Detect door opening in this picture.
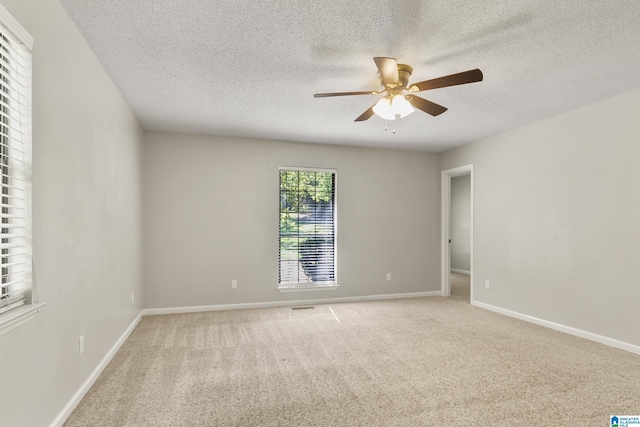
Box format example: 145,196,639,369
441,165,473,302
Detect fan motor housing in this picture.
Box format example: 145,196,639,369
397,64,413,88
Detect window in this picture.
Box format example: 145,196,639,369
0,4,35,330
279,168,337,290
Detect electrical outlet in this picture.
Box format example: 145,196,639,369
131,292,134,304
485,280,490,289
386,273,391,282
79,335,85,354
232,280,237,289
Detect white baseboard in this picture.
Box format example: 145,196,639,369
50,311,144,427
450,268,470,275
143,291,443,315
472,300,640,356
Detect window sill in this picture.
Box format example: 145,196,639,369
277,284,340,293
0,302,45,337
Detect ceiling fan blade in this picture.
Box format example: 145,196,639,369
408,95,448,116
411,69,483,92
373,57,399,86
314,91,376,98
354,106,375,122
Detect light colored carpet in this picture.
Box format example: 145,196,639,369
450,272,470,303
65,296,640,426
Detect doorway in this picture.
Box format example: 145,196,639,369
441,164,473,302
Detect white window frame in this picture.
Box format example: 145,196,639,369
0,4,42,337
277,166,338,292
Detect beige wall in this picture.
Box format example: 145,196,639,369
440,87,640,347
0,1,144,425
143,132,441,308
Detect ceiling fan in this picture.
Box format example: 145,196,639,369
314,57,483,122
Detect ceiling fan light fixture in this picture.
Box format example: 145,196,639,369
391,94,414,118
372,94,414,120
372,97,396,120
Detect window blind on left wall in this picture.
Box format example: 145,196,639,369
0,12,32,317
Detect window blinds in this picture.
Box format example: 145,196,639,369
0,19,32,316
279,169,336,286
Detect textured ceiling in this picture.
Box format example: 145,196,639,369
60,0,640,152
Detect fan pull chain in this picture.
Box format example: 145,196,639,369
383,121,396,134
